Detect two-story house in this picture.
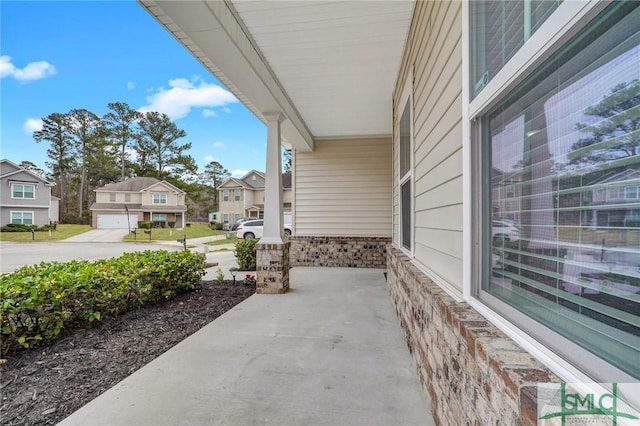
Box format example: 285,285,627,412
591,168,640,229
90,177,187,229
0,159,58,226
216,170,292,226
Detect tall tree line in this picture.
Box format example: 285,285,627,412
31,102,230,223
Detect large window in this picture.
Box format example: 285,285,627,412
152,192,167,204
234,189,241,201
478,2,640,380
399,97,412,251
11,211,33,225
470,0,562,99
12,183,35,199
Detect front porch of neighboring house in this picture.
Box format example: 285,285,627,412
134,1,638,425
142,211,184,228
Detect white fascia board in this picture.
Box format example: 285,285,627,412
138,0,314,152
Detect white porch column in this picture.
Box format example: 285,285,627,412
261,111,285,244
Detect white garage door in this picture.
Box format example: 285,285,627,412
97,214,137,229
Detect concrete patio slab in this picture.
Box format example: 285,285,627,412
59,267,434,426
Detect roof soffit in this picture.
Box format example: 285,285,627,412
138,0,414,144
138,0,314,152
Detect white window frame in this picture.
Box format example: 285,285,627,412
463,0,639,391
11,211,34,225
397,70,414,257
234,189,241,201
223,190,229,202
152,192,167,204
623,185,639,200
11,183,35,199
152,213,167,221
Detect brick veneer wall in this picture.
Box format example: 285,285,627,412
289,236,391,268
256,241,290,294
386,246,560,425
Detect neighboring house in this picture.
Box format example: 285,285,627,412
89,177,187,229
217,170,292,226
590,169,640,228
142,0,640,422
0,159,58,226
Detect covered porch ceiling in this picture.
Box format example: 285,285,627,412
138,0,415,152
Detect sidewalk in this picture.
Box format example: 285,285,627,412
58,267,435,426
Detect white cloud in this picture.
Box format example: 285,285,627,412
213,141,225,149
23,118,43,134
1,55,55,82
125,148,138,161
203,155,216,162
139,76,238,119
202,109,217,118
221,107,231,113
231,169,248,178
127,81,136,90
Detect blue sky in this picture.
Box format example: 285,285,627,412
1,1,267,178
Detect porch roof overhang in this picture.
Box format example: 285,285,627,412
137,0,414,150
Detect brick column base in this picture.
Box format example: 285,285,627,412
256,241,290,294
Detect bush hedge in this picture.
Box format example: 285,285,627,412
234,239,257,271
1,223,53,232
0,250,205,355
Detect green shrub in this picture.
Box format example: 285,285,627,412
1,223,36,232
1,223,53,232
234,239,257,271
0,250,205,355
209,221,223,230
137,221,153,229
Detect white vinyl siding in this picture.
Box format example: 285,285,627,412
295,138,391,237
394,0,464,295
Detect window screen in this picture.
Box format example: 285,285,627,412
482,2,640,379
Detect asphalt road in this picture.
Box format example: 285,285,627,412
0,241,181,273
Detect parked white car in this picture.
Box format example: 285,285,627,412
492,219,520,246
236,220,293,239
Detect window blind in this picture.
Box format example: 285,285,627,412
484,2,640,379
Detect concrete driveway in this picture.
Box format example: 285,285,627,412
62,229,130,242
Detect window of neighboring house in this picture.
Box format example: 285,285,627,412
235,214,242,221
152,213,167,227
125,193,131,202
223,214,229,223
152,192,167,204
476,2,640,381
623,185,639,200
223,190,229,202
470,0,562,99
11,183,35,199
110,193,116,202
234,189,241,201
399,94,412,252
11,211,33,225
505,184,515,198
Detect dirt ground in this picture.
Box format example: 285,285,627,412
0,280,255,426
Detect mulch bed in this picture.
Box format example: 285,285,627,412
0,280,255,426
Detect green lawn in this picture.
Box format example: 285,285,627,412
206,235,238,246
0,224,93,242
123,224,224,241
